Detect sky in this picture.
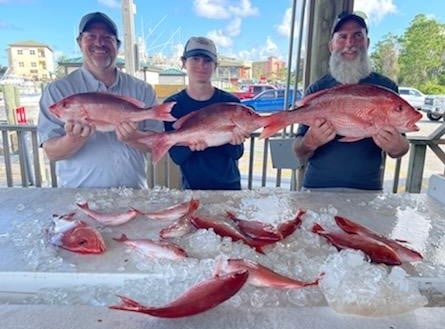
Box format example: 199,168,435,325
0,0,444,67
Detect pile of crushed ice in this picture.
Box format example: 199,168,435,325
0,187,434,316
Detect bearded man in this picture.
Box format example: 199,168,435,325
293,11,410,191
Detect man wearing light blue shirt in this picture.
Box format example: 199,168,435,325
38,12,162,188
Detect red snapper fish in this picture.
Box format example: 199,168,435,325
312,223,402,265
334,215,423,263
214,258,320,289
109,270,249,318
49,213,106,254
225,209,304,242
136,102,278,164
76,202,143,226
190,214,266,253
143,199,200,221
260,84,422,140
113,234,188,260
49,92,176,132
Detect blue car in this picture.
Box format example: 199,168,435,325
241,88,303,113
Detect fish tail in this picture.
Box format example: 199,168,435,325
76,202,89,210
112,233,129,242
140,133,175,165
109,295,147,311
146,102,177,122
311,223,324,234
259,112,292,139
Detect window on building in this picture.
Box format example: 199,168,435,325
19,62,24,67
31,62,37,67
17,49,23,55
38,50,45,57
29,49,36,55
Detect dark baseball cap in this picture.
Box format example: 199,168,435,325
78,12,118,37
182,36,217,62
331,11,368,35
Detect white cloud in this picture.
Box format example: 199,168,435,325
193,0,231,19
277,7,292,37
228,0,259,17
226,17,242,37
193,1,259,55
207,29,233,48
354,0,397,23
236,36,281,61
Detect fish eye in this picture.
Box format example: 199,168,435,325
396,105,403,112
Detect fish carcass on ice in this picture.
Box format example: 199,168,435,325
260,84,422,140
136,102,278,164
49,213,106,254
49,92,176,132
109,270,249,318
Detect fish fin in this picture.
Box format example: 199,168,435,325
259,121,286,139
76,202,89,210
111,94,146,108
311,223,324,234
150,135,175,164
112,233,128,242
172,110,201,129
109,295,148,311
338,136,364,142
146,102,177,122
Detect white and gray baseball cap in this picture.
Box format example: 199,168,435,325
182,36,217,62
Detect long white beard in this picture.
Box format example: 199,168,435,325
329,47,372,84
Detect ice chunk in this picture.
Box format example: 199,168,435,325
319,249,428,316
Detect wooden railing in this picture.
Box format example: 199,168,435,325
1,123,444,192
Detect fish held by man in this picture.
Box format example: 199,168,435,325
109,270,249,318
260,84,422,140
49,92,176,132
136,102,278,164
49,213,106,254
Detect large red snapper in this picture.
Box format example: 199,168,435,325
48,92,176,132
136,102,277,164
260,84,422,140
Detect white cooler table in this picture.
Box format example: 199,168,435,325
0,187,444,329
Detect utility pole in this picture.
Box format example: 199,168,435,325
121,0,137,76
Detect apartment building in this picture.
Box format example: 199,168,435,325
7,40,55,81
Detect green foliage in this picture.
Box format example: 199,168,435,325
419,82,445,95
370,14,445,90
370,33,400,82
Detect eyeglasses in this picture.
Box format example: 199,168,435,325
81,31,117,43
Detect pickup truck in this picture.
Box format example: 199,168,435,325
422,94,445,121
231,84,277,100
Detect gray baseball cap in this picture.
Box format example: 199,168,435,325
79,12,118,37
183,36,217,62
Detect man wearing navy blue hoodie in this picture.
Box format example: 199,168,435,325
163,36,248,190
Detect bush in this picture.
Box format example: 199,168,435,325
419,82,445,94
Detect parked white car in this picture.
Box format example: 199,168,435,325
422,95,445,121
399,87,426,110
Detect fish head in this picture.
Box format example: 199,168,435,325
230,103,265,131
48,96,84,121
385,100,422,133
